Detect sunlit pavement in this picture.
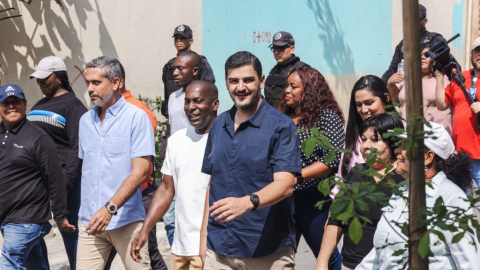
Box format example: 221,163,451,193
0,221,317,269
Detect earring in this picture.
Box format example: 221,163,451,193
424,166,428,171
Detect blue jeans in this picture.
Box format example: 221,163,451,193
294,189,342,270
163,196,175,247
471,159,480,189
58,176,81,270
0,222,52,270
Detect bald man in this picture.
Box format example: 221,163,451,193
131,81,219,270
161,50,203,246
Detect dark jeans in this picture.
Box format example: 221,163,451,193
0,222,52,270
294,188,342,270
104,183,168,270
58,175,81,270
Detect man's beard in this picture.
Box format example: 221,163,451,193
471,57,480,71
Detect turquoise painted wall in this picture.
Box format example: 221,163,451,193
202,0,393,109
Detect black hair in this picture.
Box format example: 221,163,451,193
224,51,262,80
177,50,201,68
342,75,395,176
359,114,404,163
430,150,473,192
53,71,74,94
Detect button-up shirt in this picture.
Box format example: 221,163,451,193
202,99,302,258
357,171,480,270
0,118,67,224
79,96,155,230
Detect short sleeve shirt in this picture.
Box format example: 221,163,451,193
201,99,302,258
445,70,480,159
78,96,155,230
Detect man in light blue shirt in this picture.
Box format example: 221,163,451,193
77,56,155,270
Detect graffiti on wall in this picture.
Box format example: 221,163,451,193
72,65,87,86
253,31,271,44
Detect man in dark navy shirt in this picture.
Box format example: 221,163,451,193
0,84,74,270
200,51,302,269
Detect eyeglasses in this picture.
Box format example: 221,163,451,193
270,45,292,53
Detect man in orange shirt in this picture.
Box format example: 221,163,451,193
104,62,168,270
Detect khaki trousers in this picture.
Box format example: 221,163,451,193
170,254,203,270
76,221,151,270
204,245,295,270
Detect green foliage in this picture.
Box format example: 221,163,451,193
137,95,167,181
301,115,480,269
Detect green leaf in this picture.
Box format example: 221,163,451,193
330,200,351,215
319,136,333,149
318,179,331,197
336,211,354,221
311,127,319,137
418,233,430,259
431,230,446,243
325,150,336,164
349,217,363,245
358,215,373,225
452,232,465,244
433,197,444,212
301,137,317,157
356,200,370,212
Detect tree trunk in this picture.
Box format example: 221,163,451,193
402,0,428,269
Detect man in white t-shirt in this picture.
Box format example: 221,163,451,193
131,80,219,270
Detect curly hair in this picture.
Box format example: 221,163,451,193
431,150,473,192
278,66,345,129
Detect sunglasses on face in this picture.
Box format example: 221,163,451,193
270,45,291,53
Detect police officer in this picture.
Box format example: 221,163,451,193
381,4,446,84
264,31,308,108
161,24,215,118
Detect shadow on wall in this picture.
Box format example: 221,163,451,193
0,0,117,105
306,0,356,99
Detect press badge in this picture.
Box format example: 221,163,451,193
472,77,478,100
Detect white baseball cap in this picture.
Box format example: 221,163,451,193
30,56,67,79
471,37,480,51
395,121,455,160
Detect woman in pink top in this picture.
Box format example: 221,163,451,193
387,44,452,134
339,75,396,178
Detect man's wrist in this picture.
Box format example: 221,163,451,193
244,195,254,211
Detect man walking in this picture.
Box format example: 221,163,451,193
103,62,168,270
161,50,204,246
264,31,308,108
76,56,155,270
200,51,302,269
131,81,219,270
0,84,75,270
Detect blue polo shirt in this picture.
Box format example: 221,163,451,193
202,99,302,258
78,96,155,230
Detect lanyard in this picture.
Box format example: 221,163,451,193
470,69,479,102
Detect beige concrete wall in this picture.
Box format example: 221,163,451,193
391,0,469,66
0,0,202,111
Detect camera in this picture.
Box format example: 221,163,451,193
424,33,461,80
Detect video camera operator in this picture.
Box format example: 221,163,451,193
436,36,480,190
381,4,446,84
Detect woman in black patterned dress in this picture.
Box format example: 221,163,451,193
278,66,345,270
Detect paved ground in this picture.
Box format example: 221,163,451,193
0,221,317,269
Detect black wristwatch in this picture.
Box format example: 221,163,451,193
296,175,305,186
105,202,118,215
250,194,260,211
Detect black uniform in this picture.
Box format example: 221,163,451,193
264,54,308,108
161,55,215,117
381,27,444,84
